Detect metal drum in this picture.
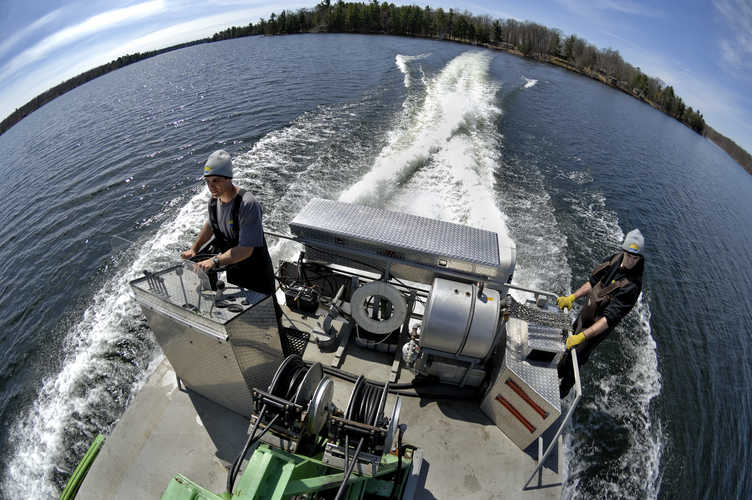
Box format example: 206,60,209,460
421,277,501,359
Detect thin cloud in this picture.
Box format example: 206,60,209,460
600,29,635,47
597,0,664,18
0,7,279,120
714,0,752,76
0,0,167,82
0,7,65,58
556,0,663,20
100,8,272,55
204,0,276,5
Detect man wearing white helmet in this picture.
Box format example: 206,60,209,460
556,229,645,397
181,150,277,312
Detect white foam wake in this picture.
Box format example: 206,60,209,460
1,152,295,496
563,293,663,498
341,51,511,240
395,53,431,88
0,185,216,497
230,96,393,264
522,76,538,89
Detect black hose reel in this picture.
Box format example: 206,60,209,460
249,355,334,453
323,375,402,477
229,354,334,494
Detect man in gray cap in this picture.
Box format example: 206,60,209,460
181,150,277,309
556,229,645,397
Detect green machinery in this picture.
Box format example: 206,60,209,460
162,355,417,500
162,444,413,500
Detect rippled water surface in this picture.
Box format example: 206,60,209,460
1,34,751,499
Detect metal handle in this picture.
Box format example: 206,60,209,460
505,282,559,301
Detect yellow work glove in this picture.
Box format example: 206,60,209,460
566,332,586,349
557,294,576,310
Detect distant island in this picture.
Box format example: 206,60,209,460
2,1,750,174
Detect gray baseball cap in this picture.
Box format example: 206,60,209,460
621,229,644,254
203,150,233,178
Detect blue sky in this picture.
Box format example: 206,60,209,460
1,0,750,152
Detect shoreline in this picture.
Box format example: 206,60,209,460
1,31,749,174
480,41,752,174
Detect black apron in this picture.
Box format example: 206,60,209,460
575,254,630,334
558,254,632,395
208,189,276,295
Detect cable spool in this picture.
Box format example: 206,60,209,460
345,377,401,452
308,377,334,435
383,397,402,453
350,281,407,335
325,375,402,496
266,355,332,436
345,376,389,427
268,355,309,401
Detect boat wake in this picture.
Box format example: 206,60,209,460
0,190,210,498
1,72,401,499
395,53,430,88
341,51,511,242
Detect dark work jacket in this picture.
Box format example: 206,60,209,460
579,252,644,332
208,189,276,295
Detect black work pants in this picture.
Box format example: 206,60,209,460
558,327,610,397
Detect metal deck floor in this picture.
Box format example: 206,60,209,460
78,306,563,499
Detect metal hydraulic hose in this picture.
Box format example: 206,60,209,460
334,437,364,500
226,408,280,495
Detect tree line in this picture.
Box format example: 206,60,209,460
213,0,705,133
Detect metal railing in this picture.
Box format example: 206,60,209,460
505,282,559,302
523,346,581,490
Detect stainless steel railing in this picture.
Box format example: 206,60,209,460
523,345,581,490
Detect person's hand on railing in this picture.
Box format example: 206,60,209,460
197,256,220,274
557,294,576,310
566,332,586,349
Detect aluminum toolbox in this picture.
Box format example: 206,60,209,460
130,265,282,417
289,198,516,286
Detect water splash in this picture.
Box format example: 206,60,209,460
341,51,510,242
395,53,431,88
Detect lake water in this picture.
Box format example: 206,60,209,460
0,33,750,499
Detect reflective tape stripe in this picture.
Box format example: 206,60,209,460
495,394,535,433
505,379,548,419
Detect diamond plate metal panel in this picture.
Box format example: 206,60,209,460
527,324,565,356
503,348,561,410
289,199,515,284
226,295,284,394
481,317,562,451
504,318,561,408
291,198,500,265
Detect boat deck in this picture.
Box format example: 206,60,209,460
78,303,564,499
